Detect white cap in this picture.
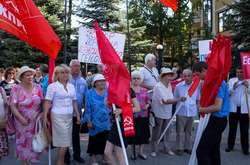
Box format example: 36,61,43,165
17,66,35,80
92,74,106,86
160,68,174,78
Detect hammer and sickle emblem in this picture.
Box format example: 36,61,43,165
123,116,133,127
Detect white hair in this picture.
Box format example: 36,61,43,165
183,68,192,75
69,59,80,67
131,70,142,78
145,53,156,64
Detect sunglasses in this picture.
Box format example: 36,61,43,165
132,77,141,80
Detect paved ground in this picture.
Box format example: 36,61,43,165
1,120,250,165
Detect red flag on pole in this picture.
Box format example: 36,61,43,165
160,0,178,12
200,35,232,116
188,75,200,97
0,0,61,83
95,22,135,137
0,0,61,59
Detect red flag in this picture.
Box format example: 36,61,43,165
188,75,200,97
240,52,250,79
0,0,61,59
95,22,135,137
200,35,232,116
160,0,178,12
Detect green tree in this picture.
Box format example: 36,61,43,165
230,0,250,70
231,0,250,48
128,0,193,68
75,0,120,30
0,0,65,68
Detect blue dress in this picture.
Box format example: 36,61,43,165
83,88,111,155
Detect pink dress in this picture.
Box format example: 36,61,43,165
10,84,43,162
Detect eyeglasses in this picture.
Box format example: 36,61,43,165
132,77,141,80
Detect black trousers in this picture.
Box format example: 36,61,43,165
196,115,227,165
227,107,249,152
65,117,81,159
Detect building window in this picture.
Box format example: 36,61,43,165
218,9,233,33
203,0,213,37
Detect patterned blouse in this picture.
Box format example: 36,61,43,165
134,87,150,118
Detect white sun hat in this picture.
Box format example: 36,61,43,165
160,67,174,78
17,66,35,81
92,74,106,86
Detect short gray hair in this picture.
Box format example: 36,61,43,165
145,53,156,64
131,70,142,79
69,59,80,67
183,68,192,75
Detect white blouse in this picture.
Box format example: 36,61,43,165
152,82,173,119
45,81,77,115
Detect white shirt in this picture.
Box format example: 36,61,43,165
174,81,200,117
140,66,159,89
228,78,250,114
152,82,173,119
45,81,77,115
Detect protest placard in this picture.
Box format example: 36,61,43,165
78,26,126,64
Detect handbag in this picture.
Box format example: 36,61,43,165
32,116,48,153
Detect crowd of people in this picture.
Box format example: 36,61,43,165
0,54,249,165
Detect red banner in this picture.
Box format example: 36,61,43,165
95,22,135,137
240,52,250,79
160,0,178,12
0,0,61,59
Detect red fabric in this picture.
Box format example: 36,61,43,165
240,52,250,79
0,0,61,59
95,22,135,137
200,35,232,117
160,0,178,12
48,58,55,84
171,78,183,92
188,76,200,97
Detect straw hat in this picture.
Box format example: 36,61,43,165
160,67,174,78
92,74,106,86
17,66,35,80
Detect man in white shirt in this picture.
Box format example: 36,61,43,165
226,68,250,155
139,53,159,91
174,69,200,155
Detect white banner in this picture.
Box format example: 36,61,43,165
78,26,126,64
198,40,212,62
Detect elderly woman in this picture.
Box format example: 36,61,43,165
83,74,111,165
43,64,80,165
150,68,186,157
128,71,150,160
10,66,43,165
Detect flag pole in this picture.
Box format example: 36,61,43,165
126,0,131,73
112,104,129,165
157,101,184,144
63,0,68,63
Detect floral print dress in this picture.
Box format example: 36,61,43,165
10,84,43,162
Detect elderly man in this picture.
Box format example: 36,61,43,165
139,53,159,91
174,69,200,155
226,67,249,155
65,59,87,164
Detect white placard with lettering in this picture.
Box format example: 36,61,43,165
78,26,126,64
198,40,212,62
